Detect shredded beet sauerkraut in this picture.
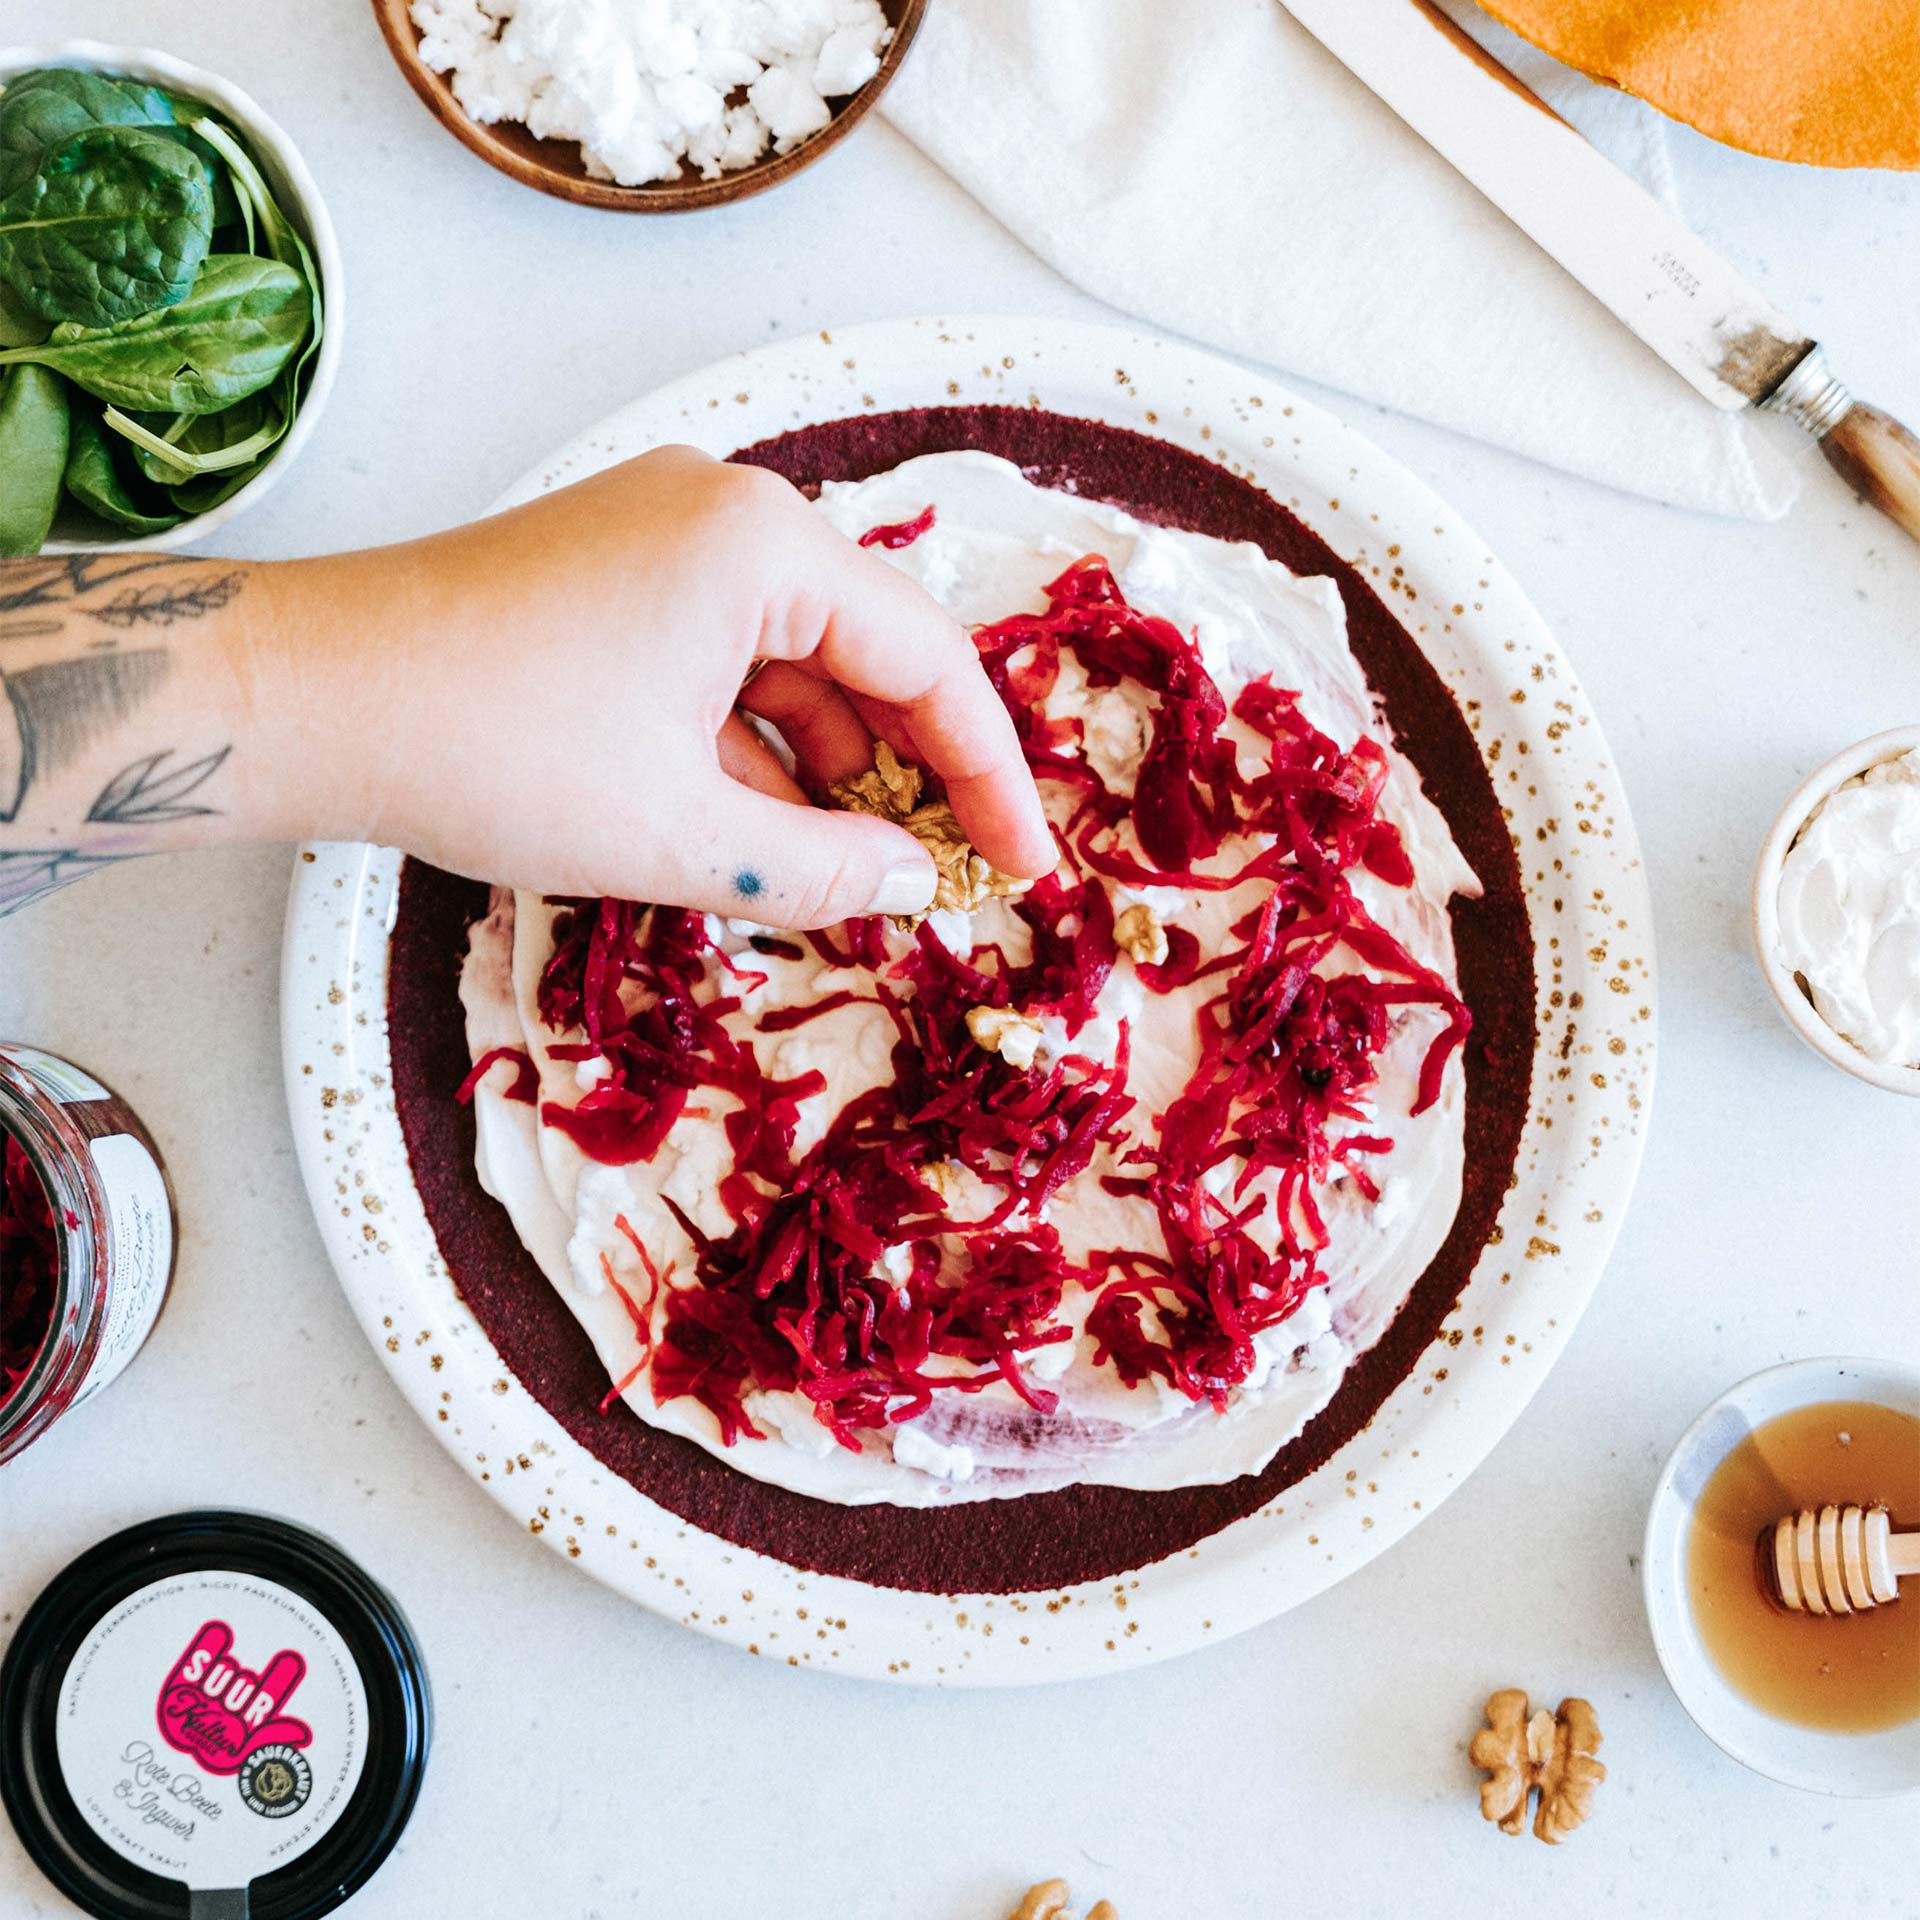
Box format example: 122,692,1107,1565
1,1132,62,1405
503,548,1470,1453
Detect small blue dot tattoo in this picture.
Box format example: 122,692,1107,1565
733,869,764,899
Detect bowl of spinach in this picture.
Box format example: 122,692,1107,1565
0,44,342,555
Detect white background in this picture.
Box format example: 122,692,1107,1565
3,4,1917,1917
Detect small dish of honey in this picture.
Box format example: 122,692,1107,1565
1644,1357,1920,1797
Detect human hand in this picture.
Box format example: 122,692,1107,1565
288,446,1055,926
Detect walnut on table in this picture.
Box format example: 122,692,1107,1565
1008,1879,1117,1920
827,742,1029,926
1469,1689,1605,1844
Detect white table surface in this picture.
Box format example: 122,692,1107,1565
4,6,1918,1917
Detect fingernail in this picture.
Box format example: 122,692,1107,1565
868,855,938,919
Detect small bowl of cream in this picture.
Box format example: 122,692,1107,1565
1753,725,1920,1096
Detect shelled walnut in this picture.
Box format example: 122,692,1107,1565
965,1004,1046,1068
1469,1689,1605,1844
828,742,1028,925
1113,902,1169,967
1008,1879,1117,1920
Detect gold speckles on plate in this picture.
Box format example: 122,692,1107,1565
283,319,1654,1688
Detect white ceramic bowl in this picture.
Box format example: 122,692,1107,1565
1643,1357,1920,1797
0,41,344,552
1751,725,1920,1097
282,316,1658,1686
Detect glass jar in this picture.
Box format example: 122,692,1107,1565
0,1043,177,1465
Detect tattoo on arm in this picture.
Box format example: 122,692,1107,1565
0,555,244,640
88,747,231,825
0,555,243,914
1,650,171,820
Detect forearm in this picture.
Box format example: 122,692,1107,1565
0,549,368,911
0,452,1054,927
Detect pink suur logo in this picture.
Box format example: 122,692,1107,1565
156,1621,313,1774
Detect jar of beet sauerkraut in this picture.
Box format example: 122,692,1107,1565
0,1044,176,1465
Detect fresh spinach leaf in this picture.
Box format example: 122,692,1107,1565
0,362,71,555
62,398,184,535
156,453,267,518
0,68,178,195
157,96,242,227
112,389,281,483
0,254,309,413
183,119,323,480
0,69,239,231
0,124,213,329
0,276,46,347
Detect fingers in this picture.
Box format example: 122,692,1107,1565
755,511,1055,879
623,770,937,929
735,662,873,791
717,711,807,803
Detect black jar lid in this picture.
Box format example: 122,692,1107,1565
1,1512,430,1920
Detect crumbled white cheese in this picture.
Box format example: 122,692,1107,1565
890,1422,976,1483
744,1388,841,1458
410,0,892,185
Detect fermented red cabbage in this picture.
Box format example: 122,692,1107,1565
502,547,1469,1443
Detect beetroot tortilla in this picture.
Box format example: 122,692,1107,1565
387,406,1535,1595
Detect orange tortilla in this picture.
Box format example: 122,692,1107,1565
1477,0,1920,170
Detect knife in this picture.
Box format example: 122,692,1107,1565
1280,0,1920,543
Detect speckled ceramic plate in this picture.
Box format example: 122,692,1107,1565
281,316,1656,1685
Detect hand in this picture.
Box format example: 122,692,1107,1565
283,446,1056,926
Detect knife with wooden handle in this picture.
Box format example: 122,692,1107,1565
1280,0,1920,544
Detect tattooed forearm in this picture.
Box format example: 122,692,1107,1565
0,555,244,642
88,748,231,825
0,554,247,914
1,649,171,820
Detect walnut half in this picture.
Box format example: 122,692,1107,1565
828,742,1029,926
965,1004,1046,1069
1469,1689,1605,1844
1113,902,1169,967
1009,1880,1117,1920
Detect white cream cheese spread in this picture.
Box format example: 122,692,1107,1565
459,451,1482,1505
1775,747,1920,1068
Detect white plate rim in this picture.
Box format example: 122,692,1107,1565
281,314,1657,1686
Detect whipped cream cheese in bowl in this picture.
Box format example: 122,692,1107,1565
1754,726,1920,1096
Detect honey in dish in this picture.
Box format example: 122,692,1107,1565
1686,1400,1920,1733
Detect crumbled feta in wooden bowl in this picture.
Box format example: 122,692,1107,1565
406,0,894,187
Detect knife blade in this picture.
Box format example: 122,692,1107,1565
1280,0,1920,541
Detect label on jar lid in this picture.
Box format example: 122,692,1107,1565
55,1570,370,1893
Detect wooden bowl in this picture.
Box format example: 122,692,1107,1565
369,0,929,211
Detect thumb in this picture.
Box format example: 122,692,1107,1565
648,776,938,929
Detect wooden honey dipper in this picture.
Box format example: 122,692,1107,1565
1764,1505,1920,1613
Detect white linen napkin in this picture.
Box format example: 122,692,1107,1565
880,0,1800,519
